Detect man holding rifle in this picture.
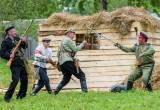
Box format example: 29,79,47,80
0,26,28,102
54,29,88,95
30,38,55,96
114,32,155,92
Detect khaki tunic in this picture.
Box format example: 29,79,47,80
57,37,84,65
118,43,155,84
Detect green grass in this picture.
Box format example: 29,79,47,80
0,59,11,88
1,59,160,110
0,59,33,89
0,90,160,110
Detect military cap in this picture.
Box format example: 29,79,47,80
42,38,51,42
64,29,75,35
5,26,15,33
139,32,149,40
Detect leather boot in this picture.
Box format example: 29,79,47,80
4,96,10,103
80,81,88,92
54,83,63,95
127,81,133,90
31,85,42,96
146,83,153,92
45,83,52,94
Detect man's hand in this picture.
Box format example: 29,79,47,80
10,54,15,58
82,40,87,44
46,57,50,62
114,42,120,47
20,37,26,41
139,54,143,58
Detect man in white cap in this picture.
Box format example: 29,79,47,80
54,29,88,95
30,37,55,95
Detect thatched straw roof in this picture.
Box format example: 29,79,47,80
41,7,160,35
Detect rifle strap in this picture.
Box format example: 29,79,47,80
12,38,24,58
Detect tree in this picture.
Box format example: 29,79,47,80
101,0,108,11
127,0,160,15
60,0,110,15
0,0,64,20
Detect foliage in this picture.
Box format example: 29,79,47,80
14,20,39,41
0,20,39,47
127,0,160,15
66,0,160,16
0,23,6,46
0,0,63,20
0,0,62,42
0,0,160,19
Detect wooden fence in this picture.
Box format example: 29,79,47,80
24,36,37,60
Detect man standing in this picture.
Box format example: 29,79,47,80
0,26,28,102
30,38,54,96
54,29,88,94
114,32,155,92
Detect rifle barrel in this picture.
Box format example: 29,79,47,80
6,19,34,67
86,26,116,44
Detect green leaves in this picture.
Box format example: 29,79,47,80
127,0,160,15
0,0,63,20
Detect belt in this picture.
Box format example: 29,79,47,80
138,62,154,67
142,62,154,65
35,60,47,63
34,65,46,69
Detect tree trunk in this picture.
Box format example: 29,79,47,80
101,0,108,11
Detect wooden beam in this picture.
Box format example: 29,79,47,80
47,66,132,74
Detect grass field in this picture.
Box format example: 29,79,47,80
0,59,160,110
0,59,11,88
0,90,160,110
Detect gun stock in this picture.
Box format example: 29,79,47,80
49,59,57,68
6,58,13,66
32,80,36,90
6,20,34,67
74,58,79,73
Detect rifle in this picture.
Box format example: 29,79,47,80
48,59,57,68
32,80,36,90
6,19,34,67
86,26,140,42
85,25,116,44
74,58,79,74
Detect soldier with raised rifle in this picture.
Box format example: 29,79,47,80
30,38,56,96
54,29,88,95
0,26,28,102
114,32,155,92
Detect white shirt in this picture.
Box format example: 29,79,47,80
33,45,53,68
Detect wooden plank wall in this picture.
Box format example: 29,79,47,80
38,22,160,92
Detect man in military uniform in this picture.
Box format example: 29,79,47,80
54,29,88,95
114,32,155,92
0,26,28,102
30,38,54,96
